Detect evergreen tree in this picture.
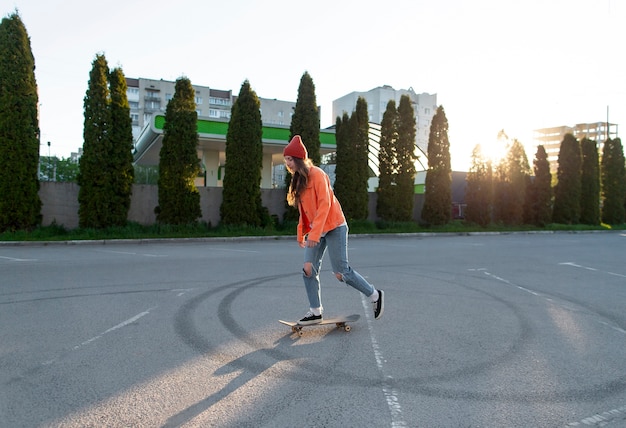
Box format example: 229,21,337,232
78,54,112,228
334,112,353,209
464,145,492,226
495,139,530,225
290,71,321,165
601,137,626,224
552,133,581,224
395,95,417,221
353,96,370,220
579,138,600,225
108,67,134,226
524,145,552,226
376,100,398,221
334,98,369,221
421,105,451,225
220,80,267,226
492,160,508,224
0,12,42,232
284,71,320,221
155,77,201,224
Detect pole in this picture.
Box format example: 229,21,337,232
47,141,51,181
606,106,609,141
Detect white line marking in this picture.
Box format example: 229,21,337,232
567,404,626,426
483,271,540,296
103,308,155,334
361,296,406,428
95,250,167,257
560,262,626,278
0,256,37,262
72,307,156,351
479,269,625,336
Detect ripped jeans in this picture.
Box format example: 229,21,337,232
302,224,376,310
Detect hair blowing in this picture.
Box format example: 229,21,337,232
287,157,312,207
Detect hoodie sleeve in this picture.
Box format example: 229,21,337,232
306,168,332,243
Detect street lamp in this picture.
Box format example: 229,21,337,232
47,141,51,181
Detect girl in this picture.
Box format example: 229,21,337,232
283,135,384,324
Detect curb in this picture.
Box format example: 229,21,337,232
0,229,619,247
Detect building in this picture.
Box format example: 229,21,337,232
533,122,619,171
332,85,437,166
133,114,338,189
126,77,300,142
128,77,327,189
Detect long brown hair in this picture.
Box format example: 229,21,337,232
286,157,313,206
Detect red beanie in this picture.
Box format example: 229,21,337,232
283,135,308,159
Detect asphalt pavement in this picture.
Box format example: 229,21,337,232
1,232,625,427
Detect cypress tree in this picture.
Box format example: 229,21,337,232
492,160,508,224
552,133,581,224
601,137,626,224
395,95,417,221
497,139,530,225
524,145,552,226
78,54,112,228
353,96,370,220
421,105,451,225
0,12,42,232
220,80,267,226
284,71,320,221
290,71,321,165
334,111,355,217
579,138,600,225
108,67,134,226
155,77,201,224
334,112,353,210
464,145,493,226
334,98,369,221
376,100,398,221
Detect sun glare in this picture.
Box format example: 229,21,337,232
481,138,508,164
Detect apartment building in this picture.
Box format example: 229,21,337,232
126,77,296,142
332,85,437,166
533,122,619,171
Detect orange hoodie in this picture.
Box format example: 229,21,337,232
297,166,346,244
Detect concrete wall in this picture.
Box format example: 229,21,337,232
38,182,424,229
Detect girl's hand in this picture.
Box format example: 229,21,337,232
306,240,318,248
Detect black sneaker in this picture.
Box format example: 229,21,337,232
298,311,322,325
373,289,384,320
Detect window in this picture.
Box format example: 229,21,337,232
195,96,203,105
145,90,159,100
209,97,231,106
209,109,219,118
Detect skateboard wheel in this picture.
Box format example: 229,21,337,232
344,325,351,332
298,329,304,337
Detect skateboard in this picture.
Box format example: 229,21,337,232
279,314,360,336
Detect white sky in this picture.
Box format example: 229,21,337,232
4,0,625,171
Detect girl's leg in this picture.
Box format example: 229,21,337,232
302,236,328,311
325,225,376,297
